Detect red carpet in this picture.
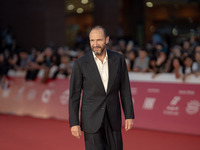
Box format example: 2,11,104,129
0,114,200,150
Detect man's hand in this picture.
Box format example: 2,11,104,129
71,125,81,139
125,119,134,132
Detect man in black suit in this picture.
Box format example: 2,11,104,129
69,25,135,150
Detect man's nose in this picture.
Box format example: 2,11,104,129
94,41,98,46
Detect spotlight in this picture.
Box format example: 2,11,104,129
81,0,89,4
67,4,75,10
146,2,153,8
77,8,84,14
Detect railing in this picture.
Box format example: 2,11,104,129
0,72,200,135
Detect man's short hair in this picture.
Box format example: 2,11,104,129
90,25,108,37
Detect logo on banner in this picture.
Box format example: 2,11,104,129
147,88,160,93
14,86,25,102
143,97,156,110
60,90,69,105
41,89,54,103
179,90,195,95
27,89,37,101
2,89,11,98
163,96,181,116
185,100,200,115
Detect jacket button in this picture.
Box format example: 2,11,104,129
101,107,104,110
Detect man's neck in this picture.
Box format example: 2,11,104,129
95,49,107,63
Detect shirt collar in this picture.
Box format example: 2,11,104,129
92,50,108,62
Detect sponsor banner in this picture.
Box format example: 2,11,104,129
0,77,70,120
127,81,200,135
0,76,200,135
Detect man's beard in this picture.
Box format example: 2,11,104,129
92,46,105,56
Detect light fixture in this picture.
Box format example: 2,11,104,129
77,8,84,14
146,2,153,8
67,4,75,10
172,28,178,36
81,0,89,4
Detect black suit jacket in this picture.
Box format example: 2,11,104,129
69,50,134,133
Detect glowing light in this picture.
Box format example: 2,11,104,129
172,28,178,36
77,8,84,14
146,2,153,8
81,0,88,4
67,4,74,10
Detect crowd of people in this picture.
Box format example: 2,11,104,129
1,26,200,89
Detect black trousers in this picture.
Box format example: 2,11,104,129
84,109,123,150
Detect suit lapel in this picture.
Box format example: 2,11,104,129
107,50,119,94
87,51,106,94
86,50,119,95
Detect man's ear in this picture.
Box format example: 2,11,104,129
106,36,110,45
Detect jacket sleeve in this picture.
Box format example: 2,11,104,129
69,60,83,127
120,56,135,119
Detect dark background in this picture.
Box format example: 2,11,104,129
0,0,199,49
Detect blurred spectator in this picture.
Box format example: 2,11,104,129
52,55,72,78
155,51,167,73
164,45,182,72
133,48,149,72
27,47,37,62
189,35,200,49
7,52,18,71
25,63,40,81
25,48,42,81
148,56,159,73
118,39,126,54
146,42,154,57
41,47,54,83
182,55,198,81
0,53,10,88
1,25,200,83
168,57,183,79
148,43,167,75
125,50,136,71
126,40,134,52
1,26,14,47
193,45,200,75
154,43,168,54
15,50,29,71
181,40,192,59
152,31,162,45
